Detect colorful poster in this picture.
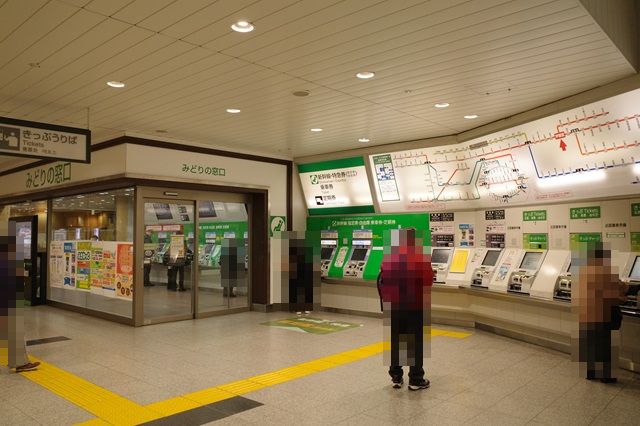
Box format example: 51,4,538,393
101,242,117,296
63,241,76,288
459,224,475,247
49,241,65,287
75,241,91,290
169,235,185,263
116,243,134,300
90,242,104,292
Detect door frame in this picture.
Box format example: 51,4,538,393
135,186,256,325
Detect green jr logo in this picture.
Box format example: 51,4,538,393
310,174,319,184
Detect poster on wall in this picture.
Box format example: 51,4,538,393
100,242,117,296
49,241,65,287
458,224,475,247
116,243,134,299
63,241,76,288
298,156,375,215
75,242,91,290
369,88,640,212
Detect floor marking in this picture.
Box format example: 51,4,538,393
2,328,471,425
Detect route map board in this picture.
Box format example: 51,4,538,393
370,88,640,212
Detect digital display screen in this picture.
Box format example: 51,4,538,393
431,249,451,264
630,256,640,280
350,248,368,261
198,201,217,218
482,250,501,266
519,252,543,270
153,203,173,220
321,247,334,260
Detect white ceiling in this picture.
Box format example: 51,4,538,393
0,0,636,169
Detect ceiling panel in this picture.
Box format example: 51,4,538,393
0,0,636,170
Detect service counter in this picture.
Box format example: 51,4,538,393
321,281,640,373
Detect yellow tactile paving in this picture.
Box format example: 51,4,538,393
2,327,470,425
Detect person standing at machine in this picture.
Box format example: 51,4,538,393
378,227,432,391
285,232,318,315
573,242,627,383
143,229,155,287
0,231,40,372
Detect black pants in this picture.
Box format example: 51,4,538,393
389,309,425,383
143,263,151,285
167,266,184,290
579,322,612,379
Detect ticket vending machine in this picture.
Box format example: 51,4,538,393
471,249,503,289
553,262,577,302
489,248,523,293
431,248,453,284
320,230,338,278
343,230,373,279
620,253,640,314
530,250,570,300
507,250,547,295
446,248,481,287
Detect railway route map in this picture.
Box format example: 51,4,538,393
370,88,640,212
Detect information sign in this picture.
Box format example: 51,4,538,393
570,206,601,219
485,210,505,221
0,116,90,163
523,210,547,221
298,157,374,215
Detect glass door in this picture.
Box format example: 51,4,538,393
196,200,250,315
142,199,195,323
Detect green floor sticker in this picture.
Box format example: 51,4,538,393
261,317,362,334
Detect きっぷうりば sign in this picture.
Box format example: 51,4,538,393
298,156,375,215
0,116,90,163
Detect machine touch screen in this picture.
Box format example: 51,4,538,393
630,256,640,280
431,249,450,264
519,252,543,270
350,248,368,262
321,247,334,260
482,250,501,266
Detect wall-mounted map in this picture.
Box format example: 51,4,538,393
370,88,640,212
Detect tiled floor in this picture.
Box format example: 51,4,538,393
1,305,639,425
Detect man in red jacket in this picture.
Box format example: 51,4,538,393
379,228,432,390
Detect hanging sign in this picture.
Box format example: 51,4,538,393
0,116,90,163
298,156,374,215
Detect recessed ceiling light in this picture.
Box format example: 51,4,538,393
226,108,241,113
434,103,450,108
107,81,125,88
356,71,375,79
231,21,254,32
358,138,370,143
310,128,323,132
464,114,478,119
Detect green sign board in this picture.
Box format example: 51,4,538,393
632,203,640,217
570,206,601,219
298,156,375,216
522,233,548,249
631,232,640,252
569,232,602,249
261,317,361,334
523,210,546,221
269,216,286,236
307,213,429,281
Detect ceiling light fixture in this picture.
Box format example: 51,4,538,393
226,108,241,113
310,128,323,132
231,21,254,32
358,138,370,143
106,81,125,88
434,103,450,108
464,114,478,119
356,71,375,79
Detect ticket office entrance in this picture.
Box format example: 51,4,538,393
135,187,257,325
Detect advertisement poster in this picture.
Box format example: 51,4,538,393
116,243,134,299
63,241,76,288
75,242,91,290
169,234,185,263
459,224,475,247
90,242,104,292
100,242,117,296
49,241,65,287
298,156,375,215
